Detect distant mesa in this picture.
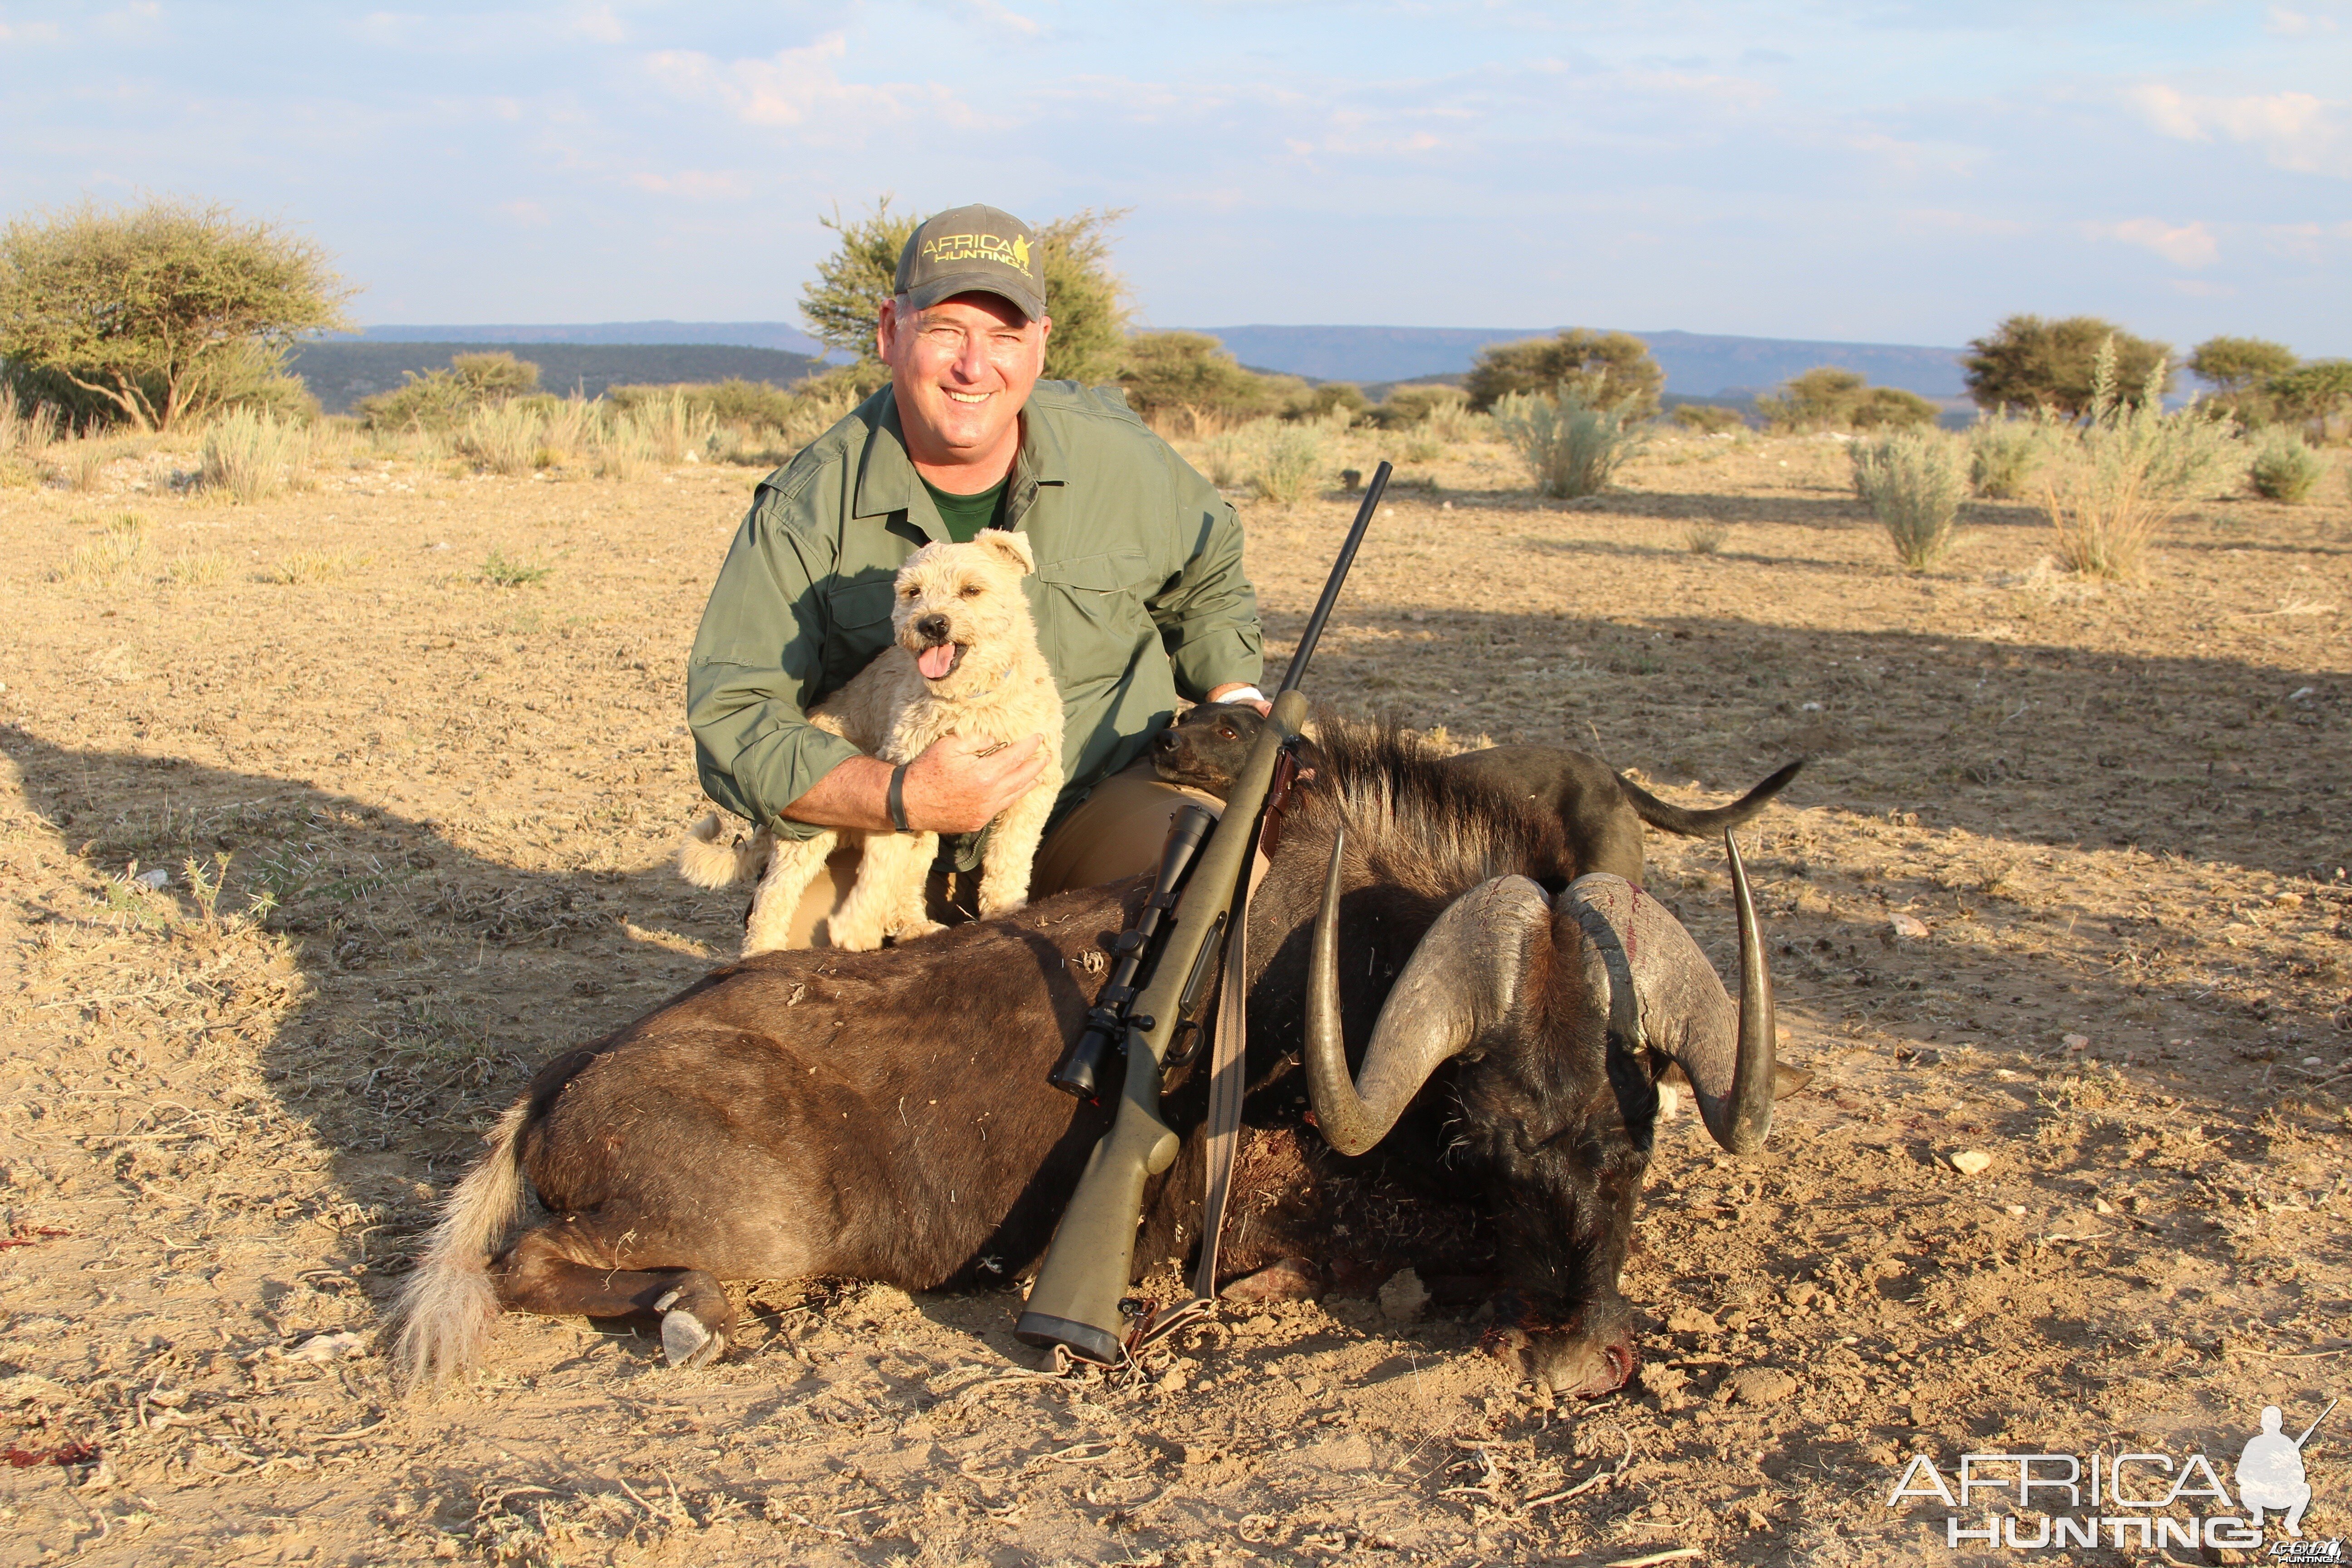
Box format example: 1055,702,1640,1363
300,319,1970,411
1177,325,1970,402
350,320,832,356
290,335,828,415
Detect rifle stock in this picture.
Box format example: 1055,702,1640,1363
1016,461,1390,1362
1015,689,1308,1359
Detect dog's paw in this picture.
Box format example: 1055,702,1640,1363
891,919,947,943
977,894,1028,919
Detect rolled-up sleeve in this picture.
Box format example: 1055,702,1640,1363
686,489,864,839
1148,462,1263,701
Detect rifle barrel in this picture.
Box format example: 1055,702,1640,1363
1277,461,1392,695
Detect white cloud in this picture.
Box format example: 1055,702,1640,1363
644,34,971,135
2087,216,2220,268
2264,6,2340,36
2128,83,2350,177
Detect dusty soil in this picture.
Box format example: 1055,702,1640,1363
2,425,2347,1567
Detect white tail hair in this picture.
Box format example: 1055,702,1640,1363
383,1100,529,1393
677,813,771,889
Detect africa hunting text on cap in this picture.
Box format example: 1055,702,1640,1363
894,204,1047,321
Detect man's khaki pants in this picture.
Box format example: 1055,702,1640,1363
762,761,1222,950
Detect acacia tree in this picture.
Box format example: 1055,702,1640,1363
1462,329,1663,417
800,199,1131,385
1963,315,2171,419
0,198,353,431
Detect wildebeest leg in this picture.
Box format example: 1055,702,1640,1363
493,1211,737,1367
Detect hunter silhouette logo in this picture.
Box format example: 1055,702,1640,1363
2240,1401,2330,1539
1884,1397,2337,1553
920,231,1033,275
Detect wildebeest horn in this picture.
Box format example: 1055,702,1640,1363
1305,826,1553,1156
1558,832,1776,1154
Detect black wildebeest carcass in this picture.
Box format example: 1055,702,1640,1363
389,719,1782,1397
1152,700,1804,884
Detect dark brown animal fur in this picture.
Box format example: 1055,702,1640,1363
391,720,1757,1399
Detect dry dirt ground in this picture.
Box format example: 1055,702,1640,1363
1,425,2348,1568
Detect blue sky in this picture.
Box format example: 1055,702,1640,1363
3,1,2347,353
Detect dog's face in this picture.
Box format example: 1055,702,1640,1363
1152,702,1266,796
893,530,1037,693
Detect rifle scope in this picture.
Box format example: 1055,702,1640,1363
1047,801,1218,1099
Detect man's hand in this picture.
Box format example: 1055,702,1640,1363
779,733,1047,834
902,732,1048,834
1207,681,1273,717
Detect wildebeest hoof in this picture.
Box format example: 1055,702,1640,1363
653,1288,725,1368
1219,1256,1324,1303
1483,1324,1634,1399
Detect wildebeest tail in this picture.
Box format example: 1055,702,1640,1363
677,813,769,888
1615,759,1805,838
383,1099,528,1393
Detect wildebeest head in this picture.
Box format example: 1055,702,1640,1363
1294,808,1776,1398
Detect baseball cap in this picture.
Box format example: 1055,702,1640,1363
894,204,1047,321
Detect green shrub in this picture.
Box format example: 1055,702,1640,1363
1490,387,1647,498
2248,432,2325,502
354,351,540,432
1374,384,1469,428
1249,421,1326,505
1671,403,1745,434
480,548,552,588
1964,314,2172,418
1465,329,1662,417
2043,338,2238,578
1851,431,1967,570
1757,368,1937,433
201,407,310,500
456,399,548,476
1968,414,2054,499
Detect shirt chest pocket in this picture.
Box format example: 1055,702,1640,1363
822,578,899,689
1032,549,1159,692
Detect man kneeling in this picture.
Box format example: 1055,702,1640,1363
686,203,1267,944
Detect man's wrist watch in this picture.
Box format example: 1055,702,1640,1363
887,764,913,833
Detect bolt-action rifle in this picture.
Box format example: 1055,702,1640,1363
1016,462,1393,1364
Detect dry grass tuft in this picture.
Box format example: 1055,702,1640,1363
164,550,231,587
2042,342,2238,578
264,549,366,584
49,511,148,585
202,408,312,501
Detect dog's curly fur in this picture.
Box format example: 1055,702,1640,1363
680,531,1063,954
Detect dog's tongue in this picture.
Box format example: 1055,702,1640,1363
919,643,958,681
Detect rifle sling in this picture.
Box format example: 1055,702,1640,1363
1128,808,1278,1356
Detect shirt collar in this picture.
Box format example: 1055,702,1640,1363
853,384,1068,530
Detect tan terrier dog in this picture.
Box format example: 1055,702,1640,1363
680,531,1064,955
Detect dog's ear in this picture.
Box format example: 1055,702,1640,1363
975,528,1035,578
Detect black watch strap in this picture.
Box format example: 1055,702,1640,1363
887,764,912,834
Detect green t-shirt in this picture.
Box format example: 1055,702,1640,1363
920,474,1009,542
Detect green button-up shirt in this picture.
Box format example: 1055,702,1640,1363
687,380,1263,840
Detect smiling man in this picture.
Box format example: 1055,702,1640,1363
686,204,1265,946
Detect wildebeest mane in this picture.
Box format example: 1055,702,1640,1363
1288,714,1580,896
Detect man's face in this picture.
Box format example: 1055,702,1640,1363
877,293,1052,466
